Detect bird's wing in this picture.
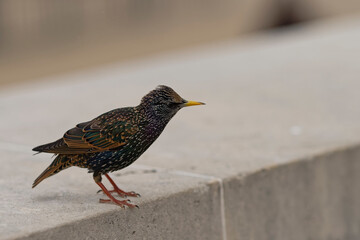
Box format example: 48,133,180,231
33,108,139,154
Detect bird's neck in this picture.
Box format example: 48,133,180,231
136,104,173,132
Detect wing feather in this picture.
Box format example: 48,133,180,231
33,108,139,154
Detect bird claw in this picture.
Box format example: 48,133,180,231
97,189,140,198
110,189,140,198
130,191,141,197
122,191,141,198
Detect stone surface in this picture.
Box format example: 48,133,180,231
0,149,222,240
224,146,360,240
1,18,360,239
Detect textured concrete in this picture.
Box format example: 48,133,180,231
224,146,360,240
1,18,360,239
0,149,223,240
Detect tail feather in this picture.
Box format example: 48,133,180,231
32,155,73,188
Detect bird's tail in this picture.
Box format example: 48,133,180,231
32,155,73,188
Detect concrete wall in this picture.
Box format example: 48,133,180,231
225,147,360,240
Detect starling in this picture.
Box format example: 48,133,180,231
32,85,205,208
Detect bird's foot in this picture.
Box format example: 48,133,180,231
102,173,141,198
96,181,139,208
99,198,139,209
97,188,140,198
110,188,141,198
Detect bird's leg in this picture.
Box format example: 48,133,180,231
104,173,141,198
93,173,138,208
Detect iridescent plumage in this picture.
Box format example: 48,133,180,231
33,85,204,208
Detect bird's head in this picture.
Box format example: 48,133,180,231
140,85,205,122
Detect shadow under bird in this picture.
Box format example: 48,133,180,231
32,85,205,208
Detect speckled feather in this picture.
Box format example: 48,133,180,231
32,85,198,189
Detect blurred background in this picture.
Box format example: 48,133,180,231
1,0,360,89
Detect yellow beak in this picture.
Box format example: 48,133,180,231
183,100,206,107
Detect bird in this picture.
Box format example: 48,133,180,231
32,85,205,208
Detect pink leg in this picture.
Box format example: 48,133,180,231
104,173,141,198
96,181,138,208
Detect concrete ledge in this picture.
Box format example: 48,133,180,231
1,149,223,240
1,18,360,239
225,145,360,239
